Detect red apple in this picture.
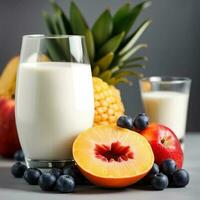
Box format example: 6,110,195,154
0,97,21,157
140,123,183,168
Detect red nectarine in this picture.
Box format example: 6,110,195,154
0,97,21,157
140,123,183,168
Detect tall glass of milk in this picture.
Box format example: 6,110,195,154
15,35,94,168
139,77,191,148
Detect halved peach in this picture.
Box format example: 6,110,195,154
73,125,154,188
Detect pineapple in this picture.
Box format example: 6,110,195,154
93,77,124,126
43,0,151,125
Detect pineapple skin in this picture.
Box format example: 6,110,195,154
93,77,124,126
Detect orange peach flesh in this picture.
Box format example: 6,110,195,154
73,125,154,188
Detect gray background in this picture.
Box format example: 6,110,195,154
0,0,199,131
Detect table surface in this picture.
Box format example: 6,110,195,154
0,133,199,200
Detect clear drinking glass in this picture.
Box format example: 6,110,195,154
15,35,94,168
139,76,191,147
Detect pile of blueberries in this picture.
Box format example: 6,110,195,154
11,151,89,193
117,113,149,131
143,159,189,190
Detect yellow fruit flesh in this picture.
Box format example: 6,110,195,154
73,125,154,178
93,78,124,126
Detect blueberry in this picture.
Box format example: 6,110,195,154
56,175,75,193
14,150,25,161
149,163,160,175
24,168,41,185
63,165,76,177
117,115,133,130
49,168,62,179
161,159,177,176
172,169,189,187
11,162,27,178
143,163,160,184
151,173,169,190
38,172,56,191
139,174,154,186
63,164,85,185
133,113,149,131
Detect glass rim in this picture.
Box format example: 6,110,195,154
140,76,191,84
22,34,85,39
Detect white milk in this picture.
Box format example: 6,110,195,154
142,91,189,140
15,62,94,160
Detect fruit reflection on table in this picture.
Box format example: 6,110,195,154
10,113,189,193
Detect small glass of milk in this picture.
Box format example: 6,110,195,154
15,35,94,168
139,76,191,148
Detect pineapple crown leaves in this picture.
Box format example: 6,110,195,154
92,9,113,48
70,2,88,35
43,0,152,85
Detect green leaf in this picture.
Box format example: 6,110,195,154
55,11,67,34
50,0,72,34
85,29,95,62
95,52,114,71
113,3,131,33
92,9,113,47
48,14,71,58
113,1,152,36
120,43,147,62
99,70,112,82
125,56,148,63
109,77,131,85
107,77,117,85
123,63,146,69
46,39,67,61
50,0,60,12
98,32,125,58
119,20,152,55
92,65,100,76
70,2,88,35
116,78,132,85
52,14,62,34
42,11,55,34
113,70,143,79
110,66,120,73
